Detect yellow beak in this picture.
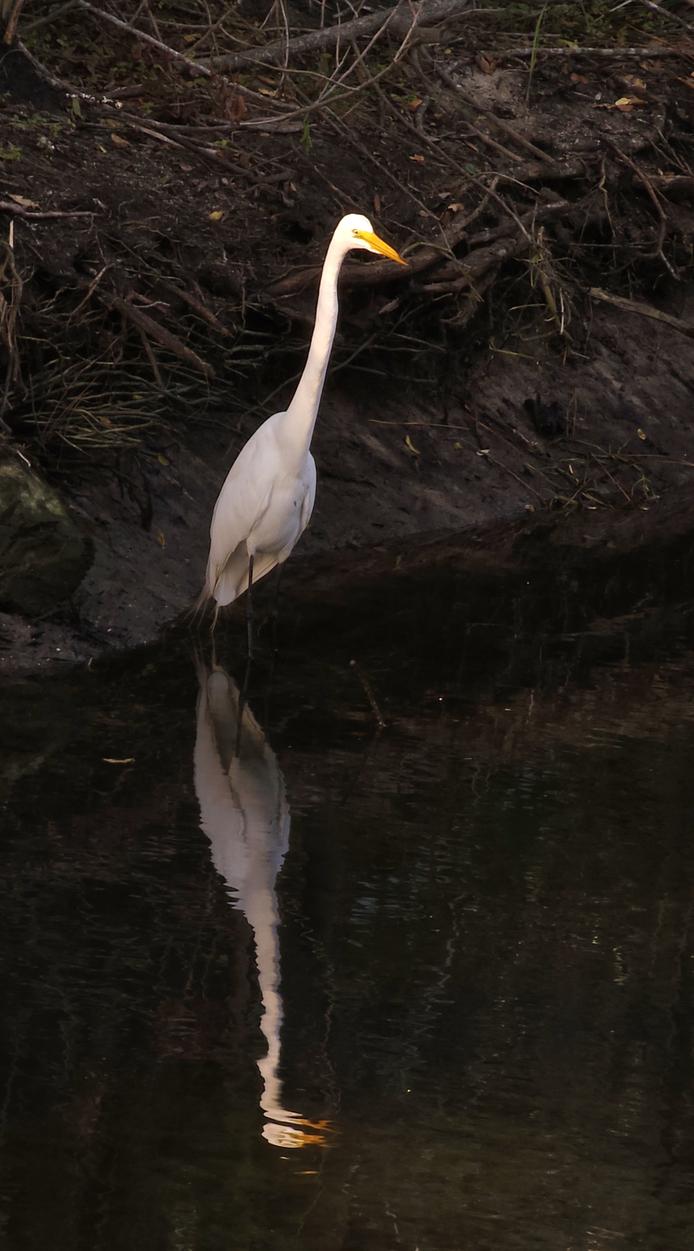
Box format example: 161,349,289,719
355,229,408,266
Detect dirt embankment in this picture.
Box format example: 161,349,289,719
0,2,693,671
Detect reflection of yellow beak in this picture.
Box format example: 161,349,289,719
355,229,408,265
262,1117,336,1150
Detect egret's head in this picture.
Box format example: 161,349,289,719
336,213,407,265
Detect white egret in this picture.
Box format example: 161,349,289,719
200,213,406,620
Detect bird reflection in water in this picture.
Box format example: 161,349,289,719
193,657,332,1149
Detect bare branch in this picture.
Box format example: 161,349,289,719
1,0,26,46
636,0,694,38
101,292,215,379
73,0,285,108
0,201,95,220
488,44,689,59
433,58,554,165
23,2,78,35
201,0,472,72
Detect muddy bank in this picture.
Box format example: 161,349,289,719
2,283,694,674
1,3,693,671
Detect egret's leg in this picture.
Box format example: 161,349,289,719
272,562,284,618
263,563,285,727
235,553,255,758
246,553,255,660
269,562,285,660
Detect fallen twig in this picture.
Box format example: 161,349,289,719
73,0,285,108
2,0,25,45
240,8,422,131
589,288,694,339
200,0,471,72
648,174,694,199
0,231,23,426
0,201,94,221
608,140,679,279
489,44,690,59
99,291,215,378
22,1,78,35
157,278,231,337
636,0,694,38
350,658,387,730
433,58,555,165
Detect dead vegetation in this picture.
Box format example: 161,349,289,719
0,1,693,500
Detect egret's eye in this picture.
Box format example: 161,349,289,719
352,228,359,237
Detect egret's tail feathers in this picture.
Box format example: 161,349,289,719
184,582,212,628
214,548,279,606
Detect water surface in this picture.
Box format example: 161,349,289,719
1,609,693,1250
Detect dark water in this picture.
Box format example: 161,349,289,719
1,600,694,1251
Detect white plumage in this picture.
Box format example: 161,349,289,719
201,213,406,611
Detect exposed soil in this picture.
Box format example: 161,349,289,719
1,2,694,671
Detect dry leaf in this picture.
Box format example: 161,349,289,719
476,52,496,75
615,96,646,110
110,132,129,147
408,96,423,111
404,435,420,456
155,528,166,547
209,209,224,222
637,428,647,441
409,153,425,163
595,96,645,111
623,75,647,91
448,201,465,213
102,757,135,765
9,193,39,208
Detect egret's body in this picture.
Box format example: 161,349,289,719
201,213,405,611
205,412,317,605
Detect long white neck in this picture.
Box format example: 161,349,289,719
285,231,349,452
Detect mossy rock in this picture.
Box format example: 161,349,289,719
0,456,92,616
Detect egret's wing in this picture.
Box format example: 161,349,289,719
205,419,283,597
212,545,279,607
300,452,317,534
